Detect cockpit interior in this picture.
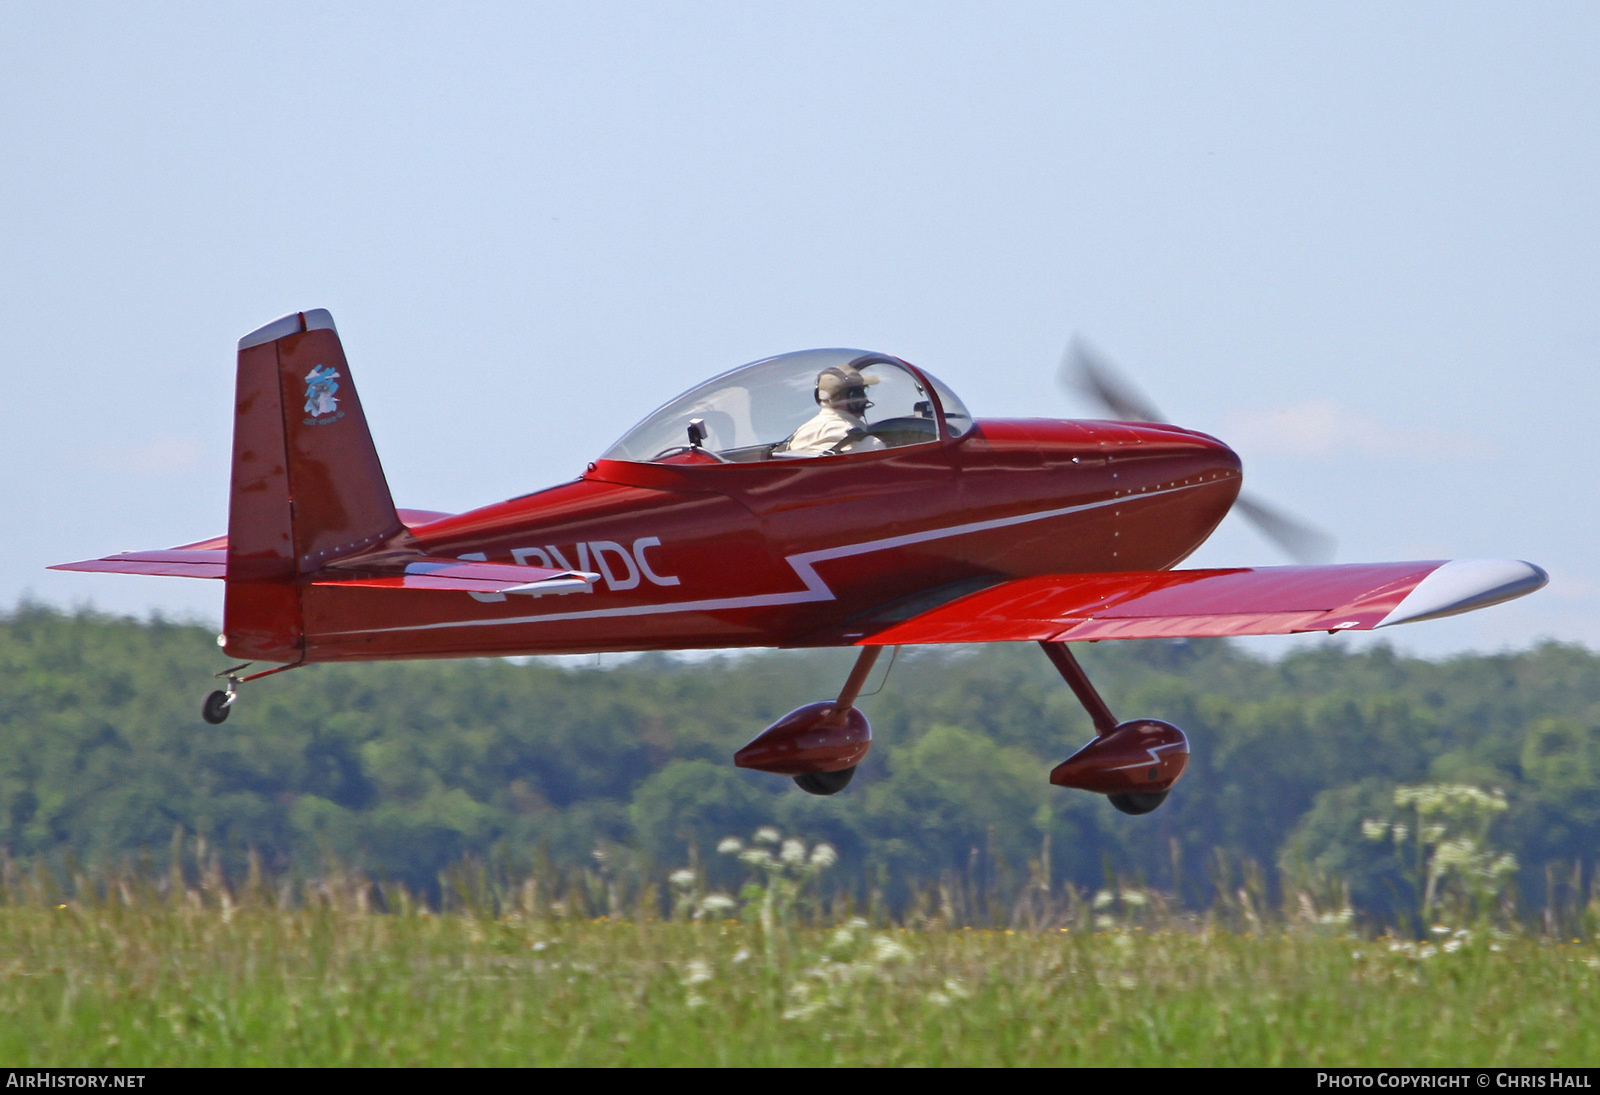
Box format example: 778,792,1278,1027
602,349,973,464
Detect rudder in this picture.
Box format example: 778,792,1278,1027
223,309,402,661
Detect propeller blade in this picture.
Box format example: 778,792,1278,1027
1062,336,1167,423
1233,494,1337,565
1061,336,1337,565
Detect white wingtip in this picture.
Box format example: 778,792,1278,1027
1375,559,1549,628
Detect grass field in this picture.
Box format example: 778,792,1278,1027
2,887,1597,1067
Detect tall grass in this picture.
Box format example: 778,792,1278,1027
1,835,1597,1066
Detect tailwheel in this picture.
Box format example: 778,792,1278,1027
202,662,250,725
794,766,856,796
201,688,234,725
1108,791,1168,816
199,660,301,725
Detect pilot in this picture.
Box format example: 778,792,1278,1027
781,366,888,456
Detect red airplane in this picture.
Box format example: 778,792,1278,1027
54,310,1547,814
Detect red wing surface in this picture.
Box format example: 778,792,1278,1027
866,560,1547,644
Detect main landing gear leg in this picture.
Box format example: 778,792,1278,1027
1040,641,1118,735
1039,641,1189,816
201,661,302,725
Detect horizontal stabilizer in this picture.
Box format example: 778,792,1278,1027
49,545,598,596
863,560,1547,645
47,512,451,584
50,549,227,580
312,558,600,596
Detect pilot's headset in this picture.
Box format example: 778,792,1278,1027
814,366,878,409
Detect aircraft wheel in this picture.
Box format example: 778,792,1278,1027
201,690,233,725
794,766,856,796
1108,790,1167,815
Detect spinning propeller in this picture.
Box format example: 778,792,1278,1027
1062,337,1337,566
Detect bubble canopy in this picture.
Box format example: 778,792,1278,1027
602,349,973,464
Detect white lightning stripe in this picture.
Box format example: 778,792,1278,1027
1103,740,1188,772
319,481,1204,637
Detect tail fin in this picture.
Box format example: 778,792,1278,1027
224,309,402,660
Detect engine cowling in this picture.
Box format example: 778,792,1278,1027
1048,718,1189,795
733,701,871,777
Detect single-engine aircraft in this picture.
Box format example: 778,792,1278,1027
54,310,1549,814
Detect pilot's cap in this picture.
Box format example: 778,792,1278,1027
816,366,879,404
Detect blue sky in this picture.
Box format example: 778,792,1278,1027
3,2,1596,657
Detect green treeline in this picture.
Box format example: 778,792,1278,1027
2,603,1597,923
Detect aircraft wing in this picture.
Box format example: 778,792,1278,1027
863,559,1547,645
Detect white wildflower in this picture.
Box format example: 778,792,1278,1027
669,869,697,888
1092,889,1115,909
754,827,781,845
739,848,775,868
698,893,736,917
809,843,838,869
829,918,865,950
681,959,713,986
717,837,743,855
780,839,806,865
1119,889,1148,907
872,935,912,963
782,983,819,1021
